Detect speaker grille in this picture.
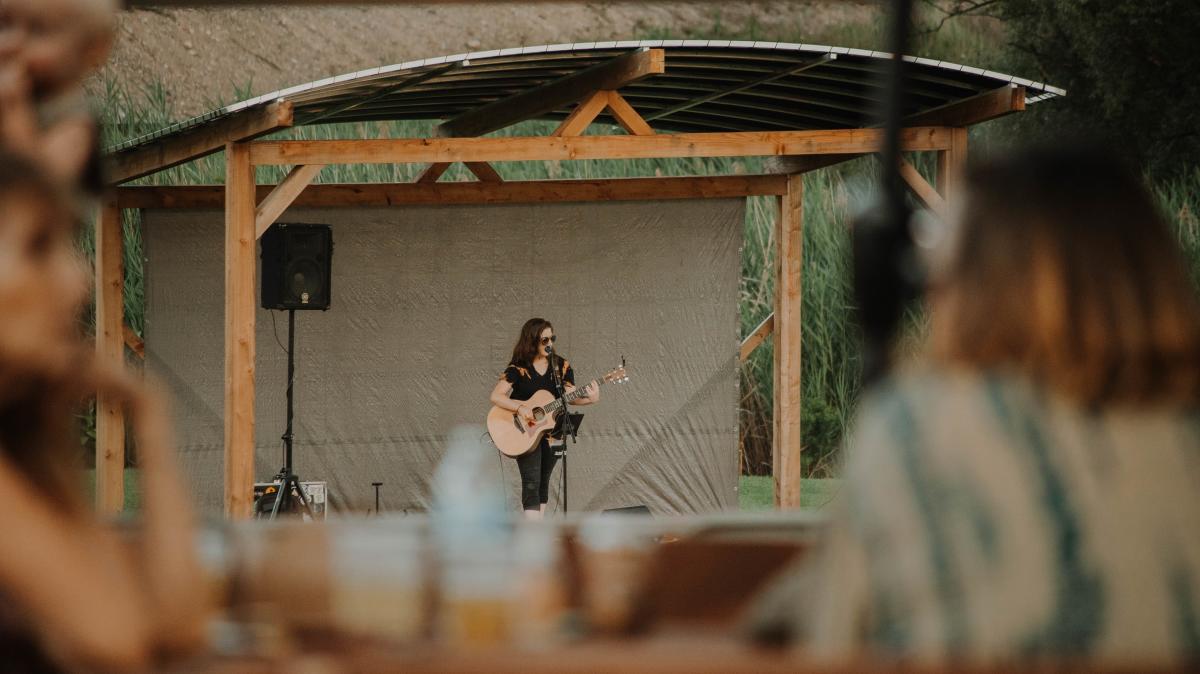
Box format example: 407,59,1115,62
260,223,333,310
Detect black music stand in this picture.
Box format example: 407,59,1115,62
553,413,584,514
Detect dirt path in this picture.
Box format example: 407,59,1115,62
98,2,872,118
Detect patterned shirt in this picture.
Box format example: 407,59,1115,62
796,371,1200,664
500,357,574,402
501,357,575,440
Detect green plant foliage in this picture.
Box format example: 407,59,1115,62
925,0,1200,179
1156,169,1200,288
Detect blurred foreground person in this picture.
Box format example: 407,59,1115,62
0,154,208,671
763,146,1200,665
0,0,116,189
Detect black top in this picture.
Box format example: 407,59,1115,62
501,356,575,402
502,357,576,442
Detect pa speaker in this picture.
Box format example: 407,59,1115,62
260,223,333,310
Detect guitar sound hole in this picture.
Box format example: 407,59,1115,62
532,408,546,421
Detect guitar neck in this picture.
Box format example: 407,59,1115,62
564,376,607,403
546,375,605,411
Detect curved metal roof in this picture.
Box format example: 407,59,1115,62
108,40,1063,154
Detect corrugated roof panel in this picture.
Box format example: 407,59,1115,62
105,41,1063,156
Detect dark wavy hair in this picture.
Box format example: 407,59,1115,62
509,317,563,369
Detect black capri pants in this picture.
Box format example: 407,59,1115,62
515,438,558,510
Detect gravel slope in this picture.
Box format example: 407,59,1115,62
97,1,873,118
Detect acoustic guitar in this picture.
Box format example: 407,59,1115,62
487,362,630,457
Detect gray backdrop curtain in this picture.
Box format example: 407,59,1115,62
142,199,742,515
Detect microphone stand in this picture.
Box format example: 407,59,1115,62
547,345,576,514
853,0,917,386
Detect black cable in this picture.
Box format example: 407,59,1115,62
483,431,512,512
269,310,288,355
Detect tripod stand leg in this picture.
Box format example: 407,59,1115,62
264,474,318,520
290,476,316,519
268,480,285,519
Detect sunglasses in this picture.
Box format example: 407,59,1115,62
539,335,557,345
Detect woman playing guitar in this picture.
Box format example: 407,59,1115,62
489,318,599,519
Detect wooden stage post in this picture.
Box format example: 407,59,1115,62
95,195,125,514
936,127,968,203
773,174,803,509
224,141,257,519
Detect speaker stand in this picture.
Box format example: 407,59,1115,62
266,309,315,520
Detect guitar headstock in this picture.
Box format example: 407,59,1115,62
600,360,630,385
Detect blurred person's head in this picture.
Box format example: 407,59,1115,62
0,0,117,98
0,151,94,512
0,152,88,381
926,144,1200,407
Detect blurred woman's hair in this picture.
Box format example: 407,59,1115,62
928,144,1200,407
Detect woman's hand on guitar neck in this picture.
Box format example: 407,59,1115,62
567,380,600,405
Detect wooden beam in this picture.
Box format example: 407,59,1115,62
434,68,654,175
773,174,803,510
255,164,325,237
418,161,504,183
413,161,506,184
106,100,293,185
437,48,665,138
249,127,954,166
224,142,257,520
118,176,789,209
551,90,611,138
739,313,774,362
605,91,655,136
416,162,451,184
95,195,125,515
646,54,836,122
906,85,1025,128
898,159,947,219
464,162,503,183
936,127,968,203
124,324,145,359
764,154,861,175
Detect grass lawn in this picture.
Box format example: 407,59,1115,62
739,475,840,511
88,469,833,514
